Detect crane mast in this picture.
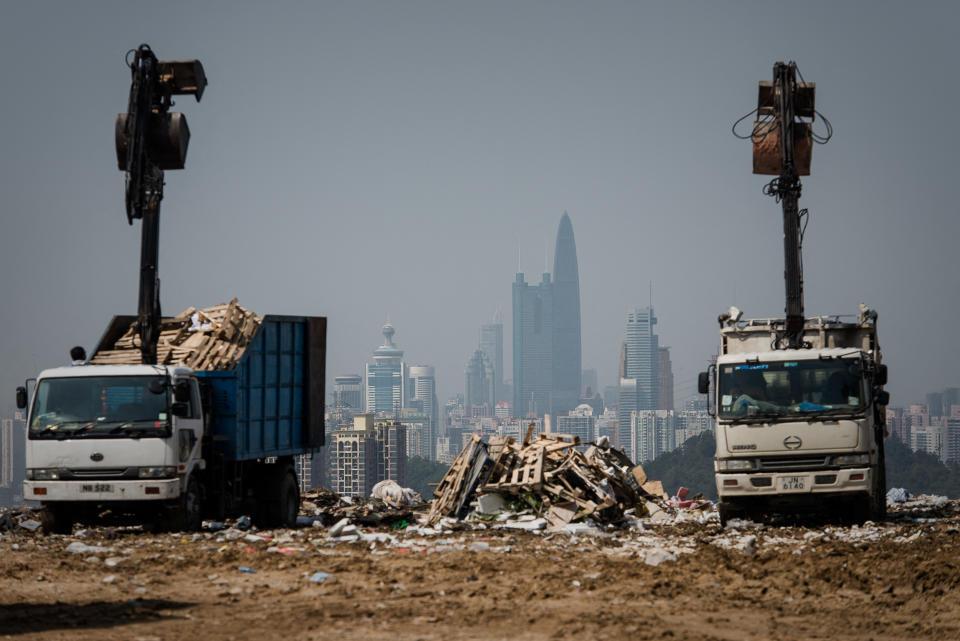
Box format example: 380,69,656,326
115,44,206,364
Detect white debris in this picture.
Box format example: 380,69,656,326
644,548,678,566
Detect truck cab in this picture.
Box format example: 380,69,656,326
22,365,204,532
702,311,888,524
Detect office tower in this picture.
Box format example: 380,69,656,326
513,271,553,417
603,384,619,411
927,391,944,417
365,323,406,416
479,315,504,403
618,307,659,457
465,349,495,414
407,365,438,459
551,212,582,415
658,347,674,410
333,374,363,426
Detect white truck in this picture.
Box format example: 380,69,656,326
17,314,327,533
699,308,889,524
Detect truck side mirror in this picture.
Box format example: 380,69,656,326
15,386,27,409
173,380,191,402
876,364,888,387
875,390,890,406
698,371,710,394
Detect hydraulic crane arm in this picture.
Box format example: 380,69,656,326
115,44,206,364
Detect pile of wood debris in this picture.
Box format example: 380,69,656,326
90,298,261,370
428,427,667,527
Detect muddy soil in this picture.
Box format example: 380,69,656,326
2,503,959,640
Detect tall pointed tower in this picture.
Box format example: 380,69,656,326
551,212,582,414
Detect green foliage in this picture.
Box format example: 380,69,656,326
405,455,449,500
643,432,718,500
884,437,960,498
640,432,960,500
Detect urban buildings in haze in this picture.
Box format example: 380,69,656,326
512,212,582,417
327,414,407,497
465,349,495,416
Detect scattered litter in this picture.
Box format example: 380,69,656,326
644,548,678,566
66,541,113,555
235,516,252,531
237,566,256,574
371,479,422,508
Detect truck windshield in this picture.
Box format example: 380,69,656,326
29,376,170,438
718,358,866,421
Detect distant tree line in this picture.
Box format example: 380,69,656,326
642,432,960,501
406,456,449,500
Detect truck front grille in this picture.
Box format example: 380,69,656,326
68,468,129,478
757,456,829,472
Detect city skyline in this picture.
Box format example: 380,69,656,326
2,3,959,423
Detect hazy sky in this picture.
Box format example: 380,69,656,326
2,1,958,409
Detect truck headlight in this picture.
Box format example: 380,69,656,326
138,466,177,479
27,468,60,480
717,459,753,471
832,454,870,466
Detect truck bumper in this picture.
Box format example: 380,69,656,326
717,467,871,499
23,478,181,502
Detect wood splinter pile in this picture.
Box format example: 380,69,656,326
429,426,667,526
90,298,261,370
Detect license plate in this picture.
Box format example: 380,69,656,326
81,484,113,493
779,476,805,491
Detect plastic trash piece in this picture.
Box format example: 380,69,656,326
644,549,677,566
236,515,252,531
307,571,333,583
328,518,350,537
237,566,256,574
18,519,41,532
886,488,910,503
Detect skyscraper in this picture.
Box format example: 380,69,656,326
512,212,582,418
407,365,438,460
465,349,495,414
551,212,582,414
365,323,405,416
333,374,363,426
657,347,674,411
479,315,504,403
513,271,553,417
618,307,659,456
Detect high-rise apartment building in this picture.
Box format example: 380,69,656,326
556,404,595,446
631,409,676,463
479,316,504,403
327,415,379,497
365,323,406,416
551,213,582,414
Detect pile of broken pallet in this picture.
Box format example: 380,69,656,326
428,426,666,526
90,298,261,370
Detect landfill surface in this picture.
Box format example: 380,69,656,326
2,492,960,640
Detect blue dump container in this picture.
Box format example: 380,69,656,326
197,315,326,461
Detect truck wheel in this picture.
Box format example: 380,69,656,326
256,467,299,528
278,471,300,528
43,504,74,535
169,475,203,532
717,502,741,527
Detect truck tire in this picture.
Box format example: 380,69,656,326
168,475,203,532
43,504,74,535
717,502,742,527
255,465,299,529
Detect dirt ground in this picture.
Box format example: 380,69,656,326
2,501,959,641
